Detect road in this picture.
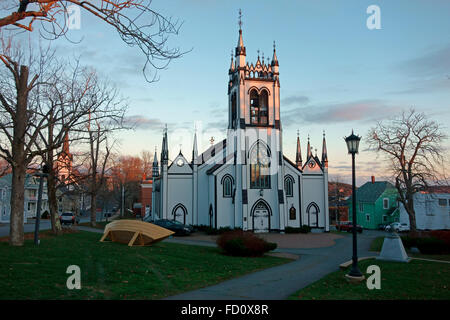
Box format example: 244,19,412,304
165,230,384,300
0,215,106,237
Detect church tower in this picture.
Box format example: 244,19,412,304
226,10,284,231
56,131,73,184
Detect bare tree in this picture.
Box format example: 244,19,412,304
366,108,448,232
0,0,185,81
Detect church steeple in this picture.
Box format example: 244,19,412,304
322,130,328,168
271,41,279,73
161,125,169,165
152,147,159,177
307,134,312,159
63,131,70,156
235,9,246,67
296,130,302,168
192,130,198,164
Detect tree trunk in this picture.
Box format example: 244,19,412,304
9,165,26,246
47,165,62,234
406,196,417,233
90,190,97,227
9,65,30,246
46,120,62,235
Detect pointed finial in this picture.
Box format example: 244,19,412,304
238,9,242,30
297,129,299,137
262,51,264,62
273,40,276,51
210,136,215,146
308,134,310,141
257,49,260,59
323,130,325,137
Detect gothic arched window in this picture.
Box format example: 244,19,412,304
249,142,271,189
285,176,294,197
250,90,259,125
259,90,268,125
231,92,237,128
250,89,268,126
222,175,233,198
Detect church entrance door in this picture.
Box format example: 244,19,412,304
173,204,187,225
252,201,270,233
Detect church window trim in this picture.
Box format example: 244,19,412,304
249,89,269,126
249,141,271,189
221,174,234,198
284,175,294,197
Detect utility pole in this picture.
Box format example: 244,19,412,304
121,183,124,217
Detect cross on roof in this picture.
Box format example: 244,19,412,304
238,9,242,30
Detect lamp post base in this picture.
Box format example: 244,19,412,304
345,274,365,283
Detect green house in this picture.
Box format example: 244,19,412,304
348,181,399,229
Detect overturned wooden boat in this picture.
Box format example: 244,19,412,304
100,220,175,246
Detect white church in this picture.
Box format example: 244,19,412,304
151,22,330,233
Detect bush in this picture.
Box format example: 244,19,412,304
300,225,311,233
217,230,277,257
41,211,49,219
416,237,450,255
285,227,301,233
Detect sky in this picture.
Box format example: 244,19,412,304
14,0,450,185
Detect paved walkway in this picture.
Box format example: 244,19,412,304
165,232,378,300
77,226,380,300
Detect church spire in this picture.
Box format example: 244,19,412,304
271,41,279,73
322,130,328,168
63,131,70,156
161,124,169,164
307,134,312,159
235,9,246,66
152,147,159,177
296,130,302,168
192,129,198,164
229,50,235,73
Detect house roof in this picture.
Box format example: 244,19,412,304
349,181,396,203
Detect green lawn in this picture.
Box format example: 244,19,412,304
289,258,450,300
77,221,109,229
1,231,289,300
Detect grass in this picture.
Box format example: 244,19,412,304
0,230,289,300
77,221,109,230
288,258,450,300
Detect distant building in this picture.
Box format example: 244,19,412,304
140,174,152,218
0,173,49,223
399,187,450,230
348,177,399,229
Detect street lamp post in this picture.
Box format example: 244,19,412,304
34,164,49,246
344,130,363,279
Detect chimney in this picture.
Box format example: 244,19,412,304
371,176,375,184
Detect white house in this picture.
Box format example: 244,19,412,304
151,23,329,233
400,190,450,230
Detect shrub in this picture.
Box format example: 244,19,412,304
41,211,49,219
300,225,311,233
285,227,301,233
217,230,277,257
416,237,450,254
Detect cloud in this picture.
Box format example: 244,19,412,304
388,44,450,95
282,99,402,126
282,95,310,107
396,44,450,78
123,115,165,131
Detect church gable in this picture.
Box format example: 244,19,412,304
168,153,192,175
302,156,323,174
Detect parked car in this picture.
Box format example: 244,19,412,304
59,212,80,225
385,222,409,232
336,221,363,233
149,219,193,236
378,223,388,230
